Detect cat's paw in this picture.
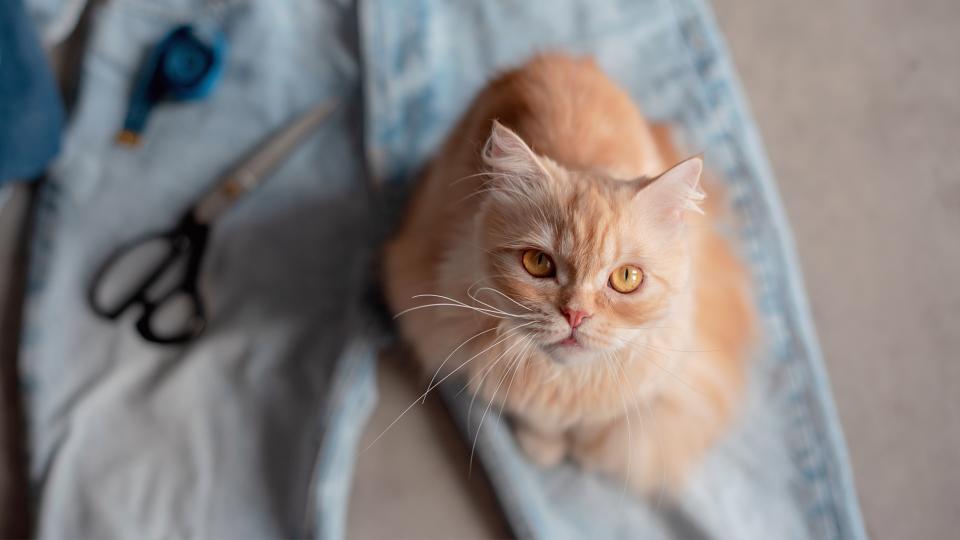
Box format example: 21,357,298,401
514,426,567,467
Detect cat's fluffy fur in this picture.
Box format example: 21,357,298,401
384,54,755,494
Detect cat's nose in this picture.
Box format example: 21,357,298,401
561,307,590,329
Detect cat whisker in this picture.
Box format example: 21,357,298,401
462,331,529,401
362,322,533,453
469,336,533,475
455,185,530,205
609,355,666,506
495,337,534,427
463,336,527,472
477,173,553,225
413,293,532,320
463,274,518,299
423,325,499,405
465,293,534,323
462,274,539,315
450,170,523,190
394,302,513,320
467,178,550,226
449,171,509,187
605,352,634,504
471,286,533,312
464,292,521,319
396,293,531,323
611,337,708,399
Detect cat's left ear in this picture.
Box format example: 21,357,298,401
482,120,548,179
635,157,706,224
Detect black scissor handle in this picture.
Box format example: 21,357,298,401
88,214,209,344
88,230,179,319
134,283,206,344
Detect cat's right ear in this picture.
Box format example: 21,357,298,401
634,157,706,227
482,120,547,178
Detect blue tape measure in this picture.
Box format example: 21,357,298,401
116,25,227,146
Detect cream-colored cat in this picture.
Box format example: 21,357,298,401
384,54,754,494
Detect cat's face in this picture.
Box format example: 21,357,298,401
476,122,704,365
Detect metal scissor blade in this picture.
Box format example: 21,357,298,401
232,101,337,184
193,101,337,223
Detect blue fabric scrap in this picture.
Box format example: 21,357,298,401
0,0,64,183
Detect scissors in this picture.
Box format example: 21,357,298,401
89,102,336,344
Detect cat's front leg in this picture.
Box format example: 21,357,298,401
569,396,725,495
513,421,568,467
567,418,638,479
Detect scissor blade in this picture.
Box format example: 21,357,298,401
193,101,337,223
233,101,337,184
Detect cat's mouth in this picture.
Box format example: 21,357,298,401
540,331,599,365
549,330,586,349
539,327,619,362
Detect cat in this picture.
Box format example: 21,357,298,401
383,53,755,494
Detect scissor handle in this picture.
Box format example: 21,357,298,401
88,214,209,344
135,279,206,344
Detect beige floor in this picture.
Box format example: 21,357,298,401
348,354,509,539
350,1,960,539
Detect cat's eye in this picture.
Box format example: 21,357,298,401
522,249,555,278
609,265,643,293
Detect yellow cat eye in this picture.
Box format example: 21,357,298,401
522,249,555,278
609,265,643,293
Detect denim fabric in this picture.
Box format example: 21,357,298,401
0,0,63,183
21,1,377,537
21,0,865,538
362,2,866,538
26,0,87,45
